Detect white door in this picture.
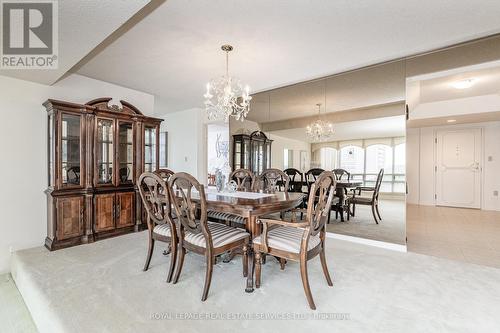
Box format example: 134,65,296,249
436,128,482,208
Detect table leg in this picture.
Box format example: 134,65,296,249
336,189,346,222
245,215,257,293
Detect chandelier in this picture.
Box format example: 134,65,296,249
306,103,334,142
204,44,252,122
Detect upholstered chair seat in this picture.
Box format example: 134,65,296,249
253,226,321,253
153,223,172,237
184,222,249,248
207,210,246,225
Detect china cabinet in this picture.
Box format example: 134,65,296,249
44,97,162,250
232,131,272,175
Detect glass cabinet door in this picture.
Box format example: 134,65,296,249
96,118,114,185
144,125,157,172
118,122,134,184
61,113,82,187
243,138,250,169
234,141,242,170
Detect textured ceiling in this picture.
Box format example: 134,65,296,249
76,0,500,114
0,0,151,85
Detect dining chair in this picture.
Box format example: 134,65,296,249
348,168,384,224
283,168,304,193
303,168,325,218
230,168,255,191
154,168,175,182
169,172,250,301
138,172,177,283
253,168,290,193
207,168,255,228
330,168,351,222
253,171,336,310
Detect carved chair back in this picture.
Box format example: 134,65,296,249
138,172,172,231
305,168,325,193
332,168,350,181
373,168,384,201
154,168,175,182
284,168,304,193
253,168,289,193
168,172,212,246
230,168,255,191
304,171,336,236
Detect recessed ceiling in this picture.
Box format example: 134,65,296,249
0,0,151,85
419,65,500,103
270,116,406,143
76,0,500,114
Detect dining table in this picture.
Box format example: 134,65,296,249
286,179,363,221
189,187,305,293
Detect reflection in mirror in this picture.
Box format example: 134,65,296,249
406,41,500,268
230,61,407,246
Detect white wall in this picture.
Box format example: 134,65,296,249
268,134,311,171
158,108,204,180
0,74,155,274
407,122,500,211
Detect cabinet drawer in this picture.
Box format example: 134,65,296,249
56,196,84,240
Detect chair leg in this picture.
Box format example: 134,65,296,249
279,258,287,270
319,247,333,286
371,204,379,224
201,252,214,301
255,252,262,288
375,203,382,221
166,240,177,283
328,209,331,224
172,246,186,284
143,234,154,271
242,244,248,278
352,203,356,217
300,257,316,310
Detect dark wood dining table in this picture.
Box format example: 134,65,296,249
286,179,363,221
191,189,305,292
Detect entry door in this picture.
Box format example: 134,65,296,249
436,128,482,208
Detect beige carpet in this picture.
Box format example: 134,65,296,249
0,274,37,333
11,230,500,332
326,199,406,245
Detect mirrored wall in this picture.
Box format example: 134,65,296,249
230,61,407,246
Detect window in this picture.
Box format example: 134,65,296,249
314,138,406,193
283,149,294,169
319,147,337,170
365,145,393,174
340,146,364,174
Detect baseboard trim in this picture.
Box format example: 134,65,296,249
326,232,407,252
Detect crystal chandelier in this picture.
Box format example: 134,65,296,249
204,45,252,122
306,103,334,142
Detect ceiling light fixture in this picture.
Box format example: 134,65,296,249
451,78,475,89
306,103,334,142
447,119,457,123
204,44,252,122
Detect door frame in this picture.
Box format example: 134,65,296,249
433,125,484,209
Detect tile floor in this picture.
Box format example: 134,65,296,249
407,204,500,268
